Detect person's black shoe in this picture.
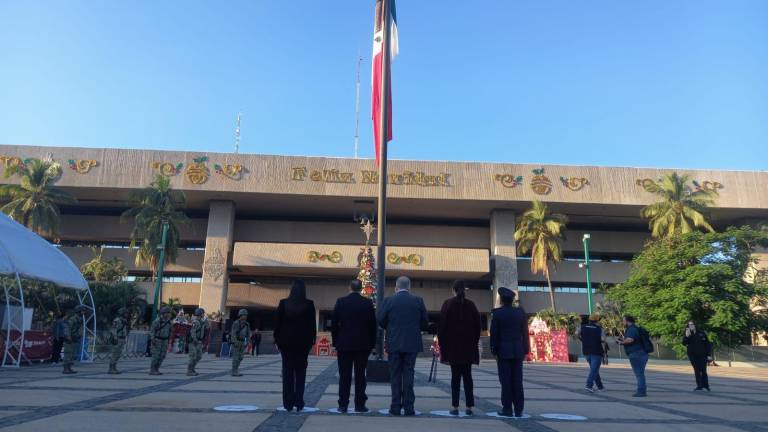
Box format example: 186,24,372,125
338,406,348,413
694,387,703,391
388,408,401,416
705,387,711,392
403,409,416,417
514,413,525,418
497,410,514,417
449,409,459,416
465,409,473,416
632,392,647,397
354,407,369,413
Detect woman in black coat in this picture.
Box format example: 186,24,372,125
274,279,317,411
438,280,482,416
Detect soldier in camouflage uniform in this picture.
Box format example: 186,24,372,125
187,308,208,376
149,306,173,375
230,309,251,376
109,308,130,374
62,305,86,374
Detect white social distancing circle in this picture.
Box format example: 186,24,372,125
213,405,259,412
540,413,588,421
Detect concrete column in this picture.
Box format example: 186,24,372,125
490,210,518,308
199,201,236,315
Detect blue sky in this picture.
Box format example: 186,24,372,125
1,1,766,170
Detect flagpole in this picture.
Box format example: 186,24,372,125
375,0,392,362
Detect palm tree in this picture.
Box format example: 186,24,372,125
80,247,128,282
639,172,716,238
121,175,188,274
0,158,77,240
515,200,567,311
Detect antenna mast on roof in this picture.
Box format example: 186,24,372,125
354,55,363,159
235,112,241,154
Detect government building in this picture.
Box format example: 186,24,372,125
2,144,767,333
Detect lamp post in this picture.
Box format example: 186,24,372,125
579,233,593,314
151,220,169,322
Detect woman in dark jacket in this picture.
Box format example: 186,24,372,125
274,279,317,411
437,280,482,416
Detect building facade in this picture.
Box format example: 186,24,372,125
2,145,766,332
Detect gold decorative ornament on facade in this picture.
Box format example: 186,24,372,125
307,250,343,263
214,163,244,180
186,156,210,184
67,159,98,174
494,174,523,189
387,253,423,266
530,168,553,195
153,161,184,176
203,248,226,282
692,180,724,192
559,176,590,191
0,156,24,169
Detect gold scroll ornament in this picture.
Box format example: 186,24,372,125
186,156,210,184
530,168,553,195
307,250,343,263
559,176,590,191
68,159,98,174
214,163,244,180
387,253,423,266
153,162,184,176
0,156,23,169
494,174,523,188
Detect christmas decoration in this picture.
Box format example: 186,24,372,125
357,246,377,302
214,163,244,180
68,159,98,174
153,161,183,176
306,250,343,263
559,176,590,191
692,180,724,192
530,168,553,195
186,156,210,184
387,252,423,266
494,173,523,188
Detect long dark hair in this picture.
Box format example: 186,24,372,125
285,279,309,316
452,279,466,319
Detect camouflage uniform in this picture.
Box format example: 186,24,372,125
109,311,129,374
187,315,208,376
149,315,172,375
62,311,84,374
230,317,251,376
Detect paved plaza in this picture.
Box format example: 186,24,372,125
0,354,766,432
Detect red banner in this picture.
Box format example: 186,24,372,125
528,330,569,363
0,330,53,361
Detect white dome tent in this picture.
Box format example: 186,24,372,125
0,213,96,368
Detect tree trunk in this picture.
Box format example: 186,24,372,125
546,270,556,312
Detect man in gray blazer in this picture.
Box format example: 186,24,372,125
377,276,428,416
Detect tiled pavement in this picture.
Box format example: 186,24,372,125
0,354,767,432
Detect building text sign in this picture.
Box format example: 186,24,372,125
291,167,451,187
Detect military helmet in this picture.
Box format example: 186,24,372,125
238,308,248,317
159,306,171,314
117,307,128,315
194,308,205,317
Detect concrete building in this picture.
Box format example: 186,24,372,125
1,144,766,332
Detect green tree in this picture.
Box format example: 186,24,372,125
608,227,768,357
121,175,188,273
80,247,128,282
515,200,568,311
90,281,148,330
532,309,580,335
0,158,77,240
639,172,717,239
593,299,624,337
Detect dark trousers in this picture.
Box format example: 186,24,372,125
337,350,369,409
281,347,310,410
388,351,417,411
51,337,64,363
497,358,524,416
690,355,709,389
449,363,475,408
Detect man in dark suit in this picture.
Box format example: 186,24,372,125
331,279,377,413
377,276,428,416
490,287,530,418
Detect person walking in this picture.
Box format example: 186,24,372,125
490,287,530,418
617,315,649,397
187,308,207,376
682,320,712,391
230,309,251,376
249,330,259,356
377,276,428,417
50,312,66,364
274,280,317,412
149,306,173,375
108,307,130,374
437,280,481,416
331,279,377,413
576,314,605,392
62,305,86,374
